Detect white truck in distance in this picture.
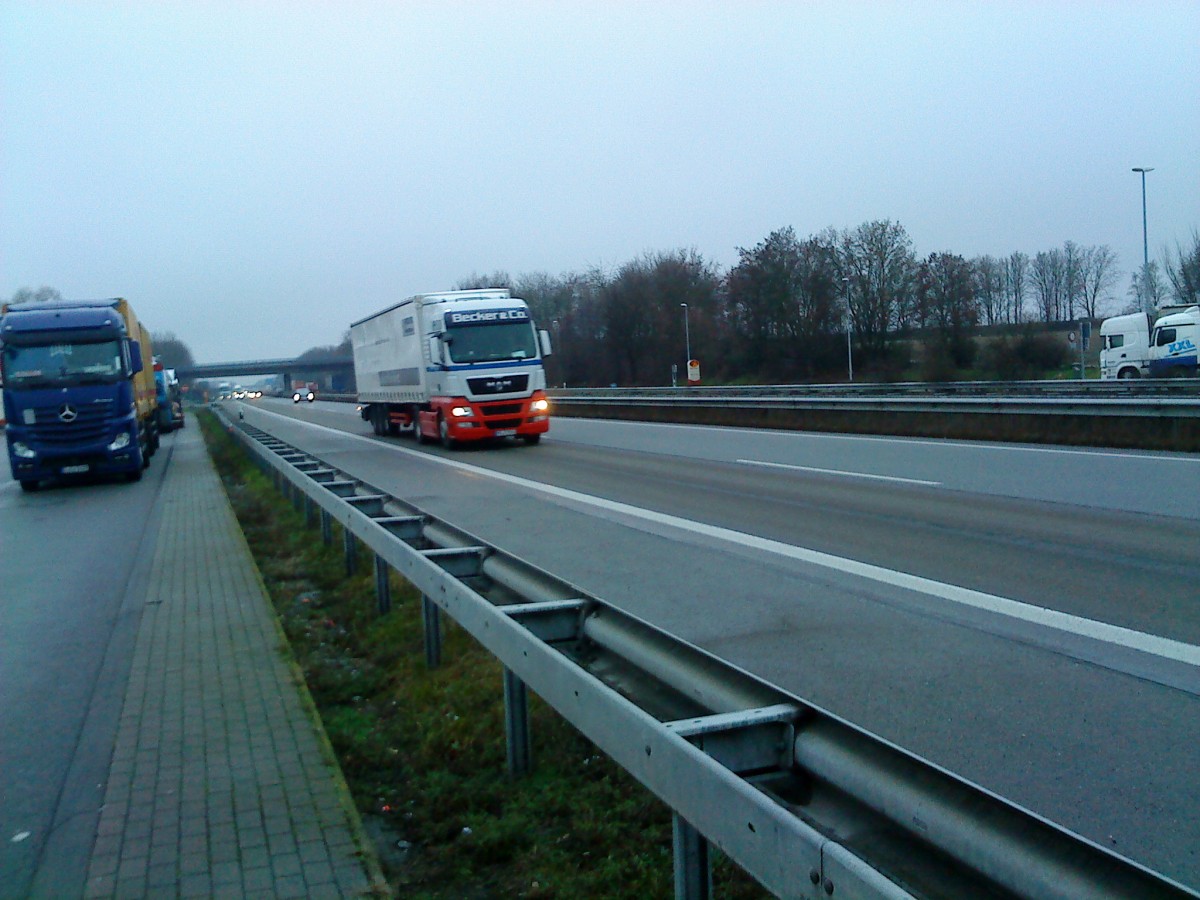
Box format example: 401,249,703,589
351,289,552,447
1100,305,1200,379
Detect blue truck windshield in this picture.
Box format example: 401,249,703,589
445,322,538,364
2,340,124,387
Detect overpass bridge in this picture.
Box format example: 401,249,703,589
176,356,355,390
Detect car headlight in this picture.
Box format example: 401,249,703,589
11,441,37,459
306,392,315,401
531,398,550,412
108,431,131,451
451,406,472,417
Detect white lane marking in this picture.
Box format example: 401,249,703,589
737,458,941,486
251,405,1200,668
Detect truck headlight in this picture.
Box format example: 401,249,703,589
11,441,36,459
451,406,472,417
531,398,550,412
108,432,131,451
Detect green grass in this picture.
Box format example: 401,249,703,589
198,411,770,899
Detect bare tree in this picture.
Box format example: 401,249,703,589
601,249,720,385
1031,249,1066,322
1004,252,1030,323
455,271,513,291
1163,231,1200,306
9,286,63,304
972,255,1005,325
151,331,196,368
1127,262,1168,314
1062,241,1084,320
1078,245,1120,318
838,220,916,355
726,227,841,379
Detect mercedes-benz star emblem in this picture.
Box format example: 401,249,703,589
59,404,78,423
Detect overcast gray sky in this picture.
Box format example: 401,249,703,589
3,1,1197,363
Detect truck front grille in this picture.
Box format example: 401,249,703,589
29,401,115,446
478,403,523,416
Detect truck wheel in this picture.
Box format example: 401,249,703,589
19,480,39,492
438,415,457,449
522,434,541,445
1118,367,1140,379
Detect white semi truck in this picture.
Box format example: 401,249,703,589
1100,305,1200,379
351,289,552,447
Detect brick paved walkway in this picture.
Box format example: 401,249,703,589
83,421,383,898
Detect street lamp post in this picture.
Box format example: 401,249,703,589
842,277,853,382
1132,167,1154,272
680,303,691,374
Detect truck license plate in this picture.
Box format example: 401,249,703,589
495,429,516,437
62,464,90,474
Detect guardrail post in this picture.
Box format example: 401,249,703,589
305,495,315,527
672,815,712,900
422,596,441,668
503,667,532,777
374,554,391,615
343,527,356,576
321,509,332,546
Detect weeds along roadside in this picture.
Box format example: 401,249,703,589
196,410,768,900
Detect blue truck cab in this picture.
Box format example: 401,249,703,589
0,298,158,491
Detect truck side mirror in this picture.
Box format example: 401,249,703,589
539,329,553,357
128,339,144,374
429,336,445,366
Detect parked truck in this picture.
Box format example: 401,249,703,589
352,288,552,447
1100,305,1200,379
0,298,159,490
154,359,185,432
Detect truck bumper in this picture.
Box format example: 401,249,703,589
7,430,143,482
427,393,551,443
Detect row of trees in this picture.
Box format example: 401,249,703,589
10,222,1198,384
460,222,1200,385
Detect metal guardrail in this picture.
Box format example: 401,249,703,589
212,403,1195,899
316,379,1200,449
550,379,1200,400
542,382,1200,451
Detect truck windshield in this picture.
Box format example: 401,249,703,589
445,322,538,364
1,340,124,387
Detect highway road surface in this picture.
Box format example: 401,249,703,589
235,397,1200,889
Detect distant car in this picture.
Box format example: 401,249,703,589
292,387,315,403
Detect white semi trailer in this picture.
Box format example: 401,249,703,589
351,289,552,447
